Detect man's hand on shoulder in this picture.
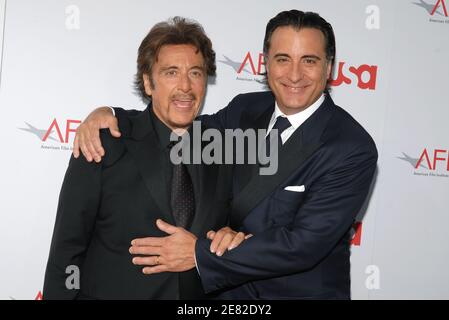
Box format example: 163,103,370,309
73,106,120,163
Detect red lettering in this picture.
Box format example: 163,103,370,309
257,53,266,75
433,149,447,171
65,120,81,143
447,152,449,171
351,222,363,246
349,64,378,90
330,62,378,90
416,148,433,170
42,118,64,142
35,291,43,300
238,52,257,75
431,0,448,17
330,62,352,87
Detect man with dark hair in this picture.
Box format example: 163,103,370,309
43,17,238,300
73,10,377,299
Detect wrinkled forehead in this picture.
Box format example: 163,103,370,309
154,44,205,65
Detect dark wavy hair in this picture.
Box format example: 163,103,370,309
263,10,336,66
135,16,216,102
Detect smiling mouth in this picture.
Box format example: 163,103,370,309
172,98,196,109
282,83,309,92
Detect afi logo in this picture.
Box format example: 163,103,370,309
219,53,266,75
42,119,81,144
432,0,448,16
331,62,378,90
413,0,449,17
416,148,449,171
238,52,266,75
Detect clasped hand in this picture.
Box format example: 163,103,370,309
129,219,251,275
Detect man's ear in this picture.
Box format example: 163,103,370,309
326,60,332,80
264,56,270,74
143,74,153,96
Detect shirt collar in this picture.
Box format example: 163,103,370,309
273,93,325,130
150,108,178,149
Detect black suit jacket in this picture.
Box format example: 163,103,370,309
194,91,378,299
43,105,232,299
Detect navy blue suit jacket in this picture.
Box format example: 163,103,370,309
195,91,378,299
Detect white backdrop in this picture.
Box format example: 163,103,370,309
0,0,448,300
0,0,5,88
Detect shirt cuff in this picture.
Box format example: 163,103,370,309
108,106,115,117
194,245,200,275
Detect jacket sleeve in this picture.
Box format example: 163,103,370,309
198,94,245,130
43,155,102,299
113,107,140,118
196,144,378,293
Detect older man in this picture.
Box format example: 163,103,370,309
43,17,236,300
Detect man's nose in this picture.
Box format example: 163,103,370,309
288,61,303,83
178,73,192,92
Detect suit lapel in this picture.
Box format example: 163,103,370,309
230,95,337,228
122,107,175,225
233,100,275,195
189,162,219,235
188,122,221,235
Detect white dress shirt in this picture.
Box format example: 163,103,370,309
266,93,325,144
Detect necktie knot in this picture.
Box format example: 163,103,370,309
272,116,291,135
263,116,291,163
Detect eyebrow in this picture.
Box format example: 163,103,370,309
273,53,290,59
273,53,322,60
159,65,205,72
190,65,206,71
160,66,178,72
302,55,321,60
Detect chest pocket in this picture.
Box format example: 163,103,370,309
269,189,305,226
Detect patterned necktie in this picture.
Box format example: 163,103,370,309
266,116,292,156
169,144,195,229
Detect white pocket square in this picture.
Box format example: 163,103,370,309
284,185,305,192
